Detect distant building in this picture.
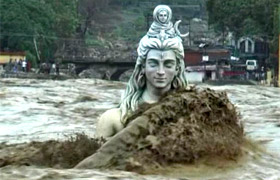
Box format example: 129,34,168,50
0,51,26,65
237,36,269,68
184,47,230,66
184,46,231,82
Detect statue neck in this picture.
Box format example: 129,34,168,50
141,83,171,104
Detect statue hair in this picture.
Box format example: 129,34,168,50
119,35,188,124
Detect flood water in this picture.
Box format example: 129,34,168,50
0,78,280,180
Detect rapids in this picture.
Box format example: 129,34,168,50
0,78,280,180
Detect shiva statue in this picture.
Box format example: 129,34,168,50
96,5,189,138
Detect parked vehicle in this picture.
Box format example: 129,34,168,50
246,59,258,71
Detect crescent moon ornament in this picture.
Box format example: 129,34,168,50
174,20,189,38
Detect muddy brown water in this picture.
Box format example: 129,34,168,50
0,78,280,180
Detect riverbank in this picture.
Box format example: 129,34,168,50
195,79,278,87
1,70,278,89
0,71,76,80
204,79,257,86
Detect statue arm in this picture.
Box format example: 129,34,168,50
96,108,124,138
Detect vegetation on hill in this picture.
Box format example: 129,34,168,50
206,0,280,52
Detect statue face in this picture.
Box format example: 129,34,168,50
145,49,177,90
158,10,168,23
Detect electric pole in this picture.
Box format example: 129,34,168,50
278,5,280,87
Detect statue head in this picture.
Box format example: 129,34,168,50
153,5,172,25
119,35,188,123
144,49,177,90
157,9,168,23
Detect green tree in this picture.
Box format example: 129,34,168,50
0,0,78,64
207,0,280,40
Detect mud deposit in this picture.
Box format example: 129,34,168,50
129,88,244,171
0,134,104,168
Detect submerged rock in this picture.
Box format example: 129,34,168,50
75,87,244,171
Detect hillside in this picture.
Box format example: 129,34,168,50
55,1,208,63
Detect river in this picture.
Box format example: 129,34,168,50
0,78,280,180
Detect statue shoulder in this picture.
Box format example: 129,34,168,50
100,108,121,121
97,108,123,138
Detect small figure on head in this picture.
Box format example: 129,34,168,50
147,5,189,41
147,5,176,40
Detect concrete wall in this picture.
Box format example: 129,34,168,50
185,71,204,83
